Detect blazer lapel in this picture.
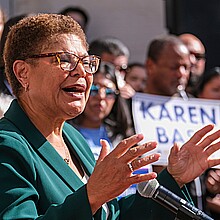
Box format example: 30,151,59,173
37,141,85,191
4,100,91,192
63,125,95,176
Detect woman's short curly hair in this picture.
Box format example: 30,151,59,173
4,13,88,97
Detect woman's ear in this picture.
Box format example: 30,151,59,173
13,60,30,91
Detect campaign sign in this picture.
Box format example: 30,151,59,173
132,93,220,166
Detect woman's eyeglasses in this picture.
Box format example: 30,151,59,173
90,84,119,99
29,52,101,74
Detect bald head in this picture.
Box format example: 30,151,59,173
179,33,205,55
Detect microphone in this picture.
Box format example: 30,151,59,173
137,179,213,220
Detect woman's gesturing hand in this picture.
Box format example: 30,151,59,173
167,124,220,188
87,134,160,214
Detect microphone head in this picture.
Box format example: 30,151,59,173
137,179,159,198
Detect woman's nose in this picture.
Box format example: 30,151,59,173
69,62,87,77
98,88,107,99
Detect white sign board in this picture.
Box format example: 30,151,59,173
132,93,220,166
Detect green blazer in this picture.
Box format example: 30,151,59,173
0,100,190,219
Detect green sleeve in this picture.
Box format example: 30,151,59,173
0,136,93,220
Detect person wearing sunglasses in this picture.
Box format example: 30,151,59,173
69,61,120,160
1,13,220,220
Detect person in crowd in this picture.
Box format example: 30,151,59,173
1,13,220,219
0,92,12,118
0,14,33,117
69,61,123,157
125,62,147,92
195,66,220,99
89,36,136,139
194,66,220,219
89,36,135,99
143,34,191,162
89,36,129,73
0,7,5,40
206,169,220,219
59,6,89,32
179,33,206,95
144,34,191,99
0,14,29,97
143,34,210,213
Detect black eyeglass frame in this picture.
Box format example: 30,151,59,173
190,52,206,61
29,52,101,74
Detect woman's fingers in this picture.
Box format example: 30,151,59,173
128,153,160,173
129,172,158,186
185,124,214,146
205,141,220,157
96,139,111,164
98,137,159,175
199,129,220,150
110,134,144,158
110,138,159,175
122,141,158,163
168,142,181,162
207,159,220,169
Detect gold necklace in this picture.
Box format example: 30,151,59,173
63,145,70,165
